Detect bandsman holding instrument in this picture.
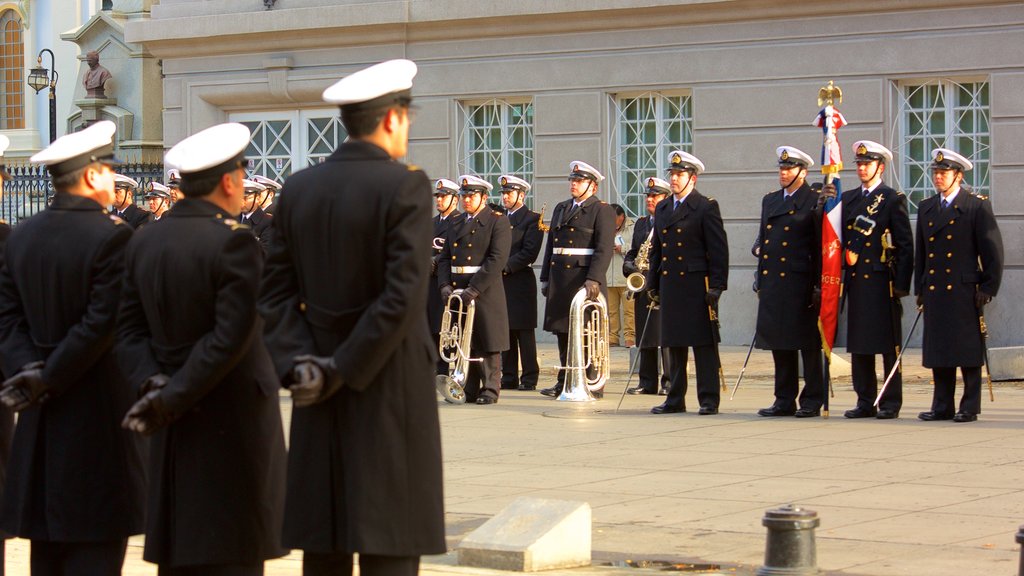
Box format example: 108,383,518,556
754,146,824,418
498,174,543,392
437,175,511,405
538,161,616,399
430,178,462,376
915,148,1003,423
824,141,912,419
645,151,728,415
624,177,672,396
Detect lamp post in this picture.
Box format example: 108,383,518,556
27,49,58,144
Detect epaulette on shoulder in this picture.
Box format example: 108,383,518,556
221,217,249,232
407,164,421,172
895,189,906,197
707,196,717,203
108,213,125,225
973,193,989,201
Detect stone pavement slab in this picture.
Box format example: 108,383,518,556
7,344,1024,575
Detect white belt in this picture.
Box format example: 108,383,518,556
552,248,595,256
452,266,481,274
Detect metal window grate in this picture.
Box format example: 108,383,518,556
458,99,534,205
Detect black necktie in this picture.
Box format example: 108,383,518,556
941,198,949,210
565,203,579,221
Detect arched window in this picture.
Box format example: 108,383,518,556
0,9,24,130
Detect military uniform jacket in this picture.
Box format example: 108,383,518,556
914,191,1003,368
754,183,822,351
245,207,275,255
259,140,445,556
503,207,543,330
645,191,729,347
625,215,660,348
117,202,154,229
539,195,616,333
428,211,460,334
116,199,286,566
840,183,913,354
0,221,14,541
0,194,145,542
437,208,512,352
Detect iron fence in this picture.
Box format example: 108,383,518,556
1,161,165,225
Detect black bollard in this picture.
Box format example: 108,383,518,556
1016,524,1024,576
757,504,820,576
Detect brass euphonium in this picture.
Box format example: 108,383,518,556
436,290,480,403
556,288,610,401
625,229,653,296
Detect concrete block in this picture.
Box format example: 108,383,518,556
989,347,1024,382
457,497,591,571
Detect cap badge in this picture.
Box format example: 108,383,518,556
436,180,444,190
500,177,507,186
572,163,579,172
780,150,790,161
648,177,655,188
857,143,868,156
671,153,682,164
462,178,468,186
935,152,944,163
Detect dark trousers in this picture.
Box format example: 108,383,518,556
636,347,671,393
304,552,419,576
770,348,824,411
501,328,539,389
432,333,448,375
664,345,720,411
553,332,600,397
160,563,263,575
851,352,902,412
931,366,982,416
30,539,127,576
465,351,501,402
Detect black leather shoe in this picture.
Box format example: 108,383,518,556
650,403,684,414
539,385,562,398
758,405,796,417
953,412,977,423
476,397,497,405
917,411,953,421
794,407,820,418
627,386,657,395
876,409,899,420
517,384,536,391
844,407,877,419
698,406,718,415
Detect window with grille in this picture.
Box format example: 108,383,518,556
894,79,989,213
610,93,692,218
230,109,347,184
0,10,24,130
458,99,534,204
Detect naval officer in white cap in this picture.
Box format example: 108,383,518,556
112,173,153,228
259,59,445,576
538,160,616,398
0,120,145,574
118,122,287,574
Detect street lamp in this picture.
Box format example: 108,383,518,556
27,49,58,144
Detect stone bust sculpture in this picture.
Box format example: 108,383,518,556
83,51,112,98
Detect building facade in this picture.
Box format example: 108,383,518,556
127,0,1023,346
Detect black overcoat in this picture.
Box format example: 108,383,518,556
644,191,729,347
429,211,460,334
117,199,287,566
914,191,1003,368
502,207,543,330
754,184,822,350
259,140,445,556
437,208,511,352
625,215,660,348
0,194,145,541
539,195,616,333
0,221,12,539
247,207,275,255
840,184,913,354
119,203,154,229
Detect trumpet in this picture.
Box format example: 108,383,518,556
436,290,481,403
556,288,610,401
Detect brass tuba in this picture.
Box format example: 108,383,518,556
436,290,481,403
556,288,610,401
625,229,653,296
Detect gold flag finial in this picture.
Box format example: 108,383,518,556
818,80,842,107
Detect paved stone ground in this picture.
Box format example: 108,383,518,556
8,344,1024,575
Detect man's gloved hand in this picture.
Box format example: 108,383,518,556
440,284,454,301
0,361,48,412
584,279,601,301
622,259,638,276
139,373,170,397
705,288,722,308
122,389,174,435
809,286,821,309
540,281,549,298
821,182,837,199
290,355,343,408
975,290,993,309
461,286,481,304
893,288,909,299
646,289,660,306
916,294,924,308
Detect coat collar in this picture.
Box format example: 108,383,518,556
328,139,393,163
165,197,234,220
453,207,495,240
49,193,106,212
